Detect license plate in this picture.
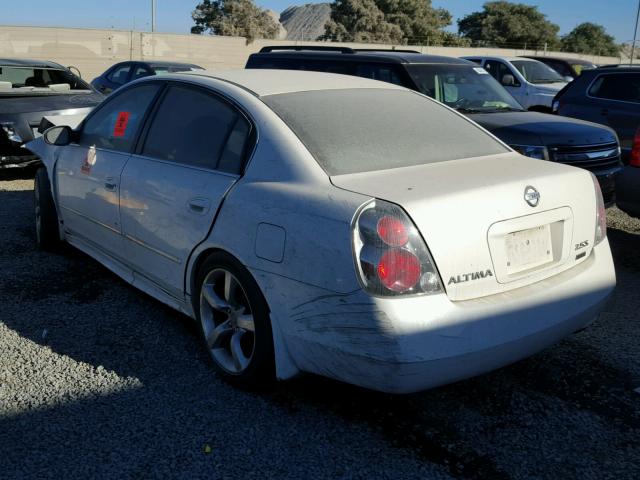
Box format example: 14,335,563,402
504,224,553,274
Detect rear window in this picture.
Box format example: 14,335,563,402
0,66,90,90
263,89,508,175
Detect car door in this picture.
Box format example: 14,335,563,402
586,73,640,157
484,60,525,106
55,83,163,258
119,83,253,298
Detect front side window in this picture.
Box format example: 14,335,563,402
589,73,640,103
107,64,132,85
264,89,509,176
131,65,153,80
406,64,523,112
511,60,564,84
355,64,405,86
79,83,161,152
142,85,250,173
484,61,520,87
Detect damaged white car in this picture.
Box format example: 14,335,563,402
28,70,616,393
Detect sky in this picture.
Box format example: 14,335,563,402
0,0,638,43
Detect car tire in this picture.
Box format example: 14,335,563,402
194,251,275,389
34,167,61,251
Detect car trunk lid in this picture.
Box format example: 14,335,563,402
332,153,597,301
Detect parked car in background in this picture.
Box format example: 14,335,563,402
247,47,621,204
554,65,640,218
0,58,103,169
28,70,615,393
553,66,640,163
91,61,204,94
521,56,596,80
462,56,568,111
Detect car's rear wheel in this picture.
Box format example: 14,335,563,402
195,252,275,389
34,167,60,251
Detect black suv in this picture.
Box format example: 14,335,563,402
247,46,622,204
553,65,640,217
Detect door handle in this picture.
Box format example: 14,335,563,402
187,198,211,215
104,177,117,191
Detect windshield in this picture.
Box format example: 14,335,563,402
0,66,91,90
263,89,508,176
511,60,565,84
406,64,523,113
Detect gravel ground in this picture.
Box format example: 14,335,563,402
1,171,639,479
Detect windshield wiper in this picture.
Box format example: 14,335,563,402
455,107,486,113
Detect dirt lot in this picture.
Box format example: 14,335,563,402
1,171,639,479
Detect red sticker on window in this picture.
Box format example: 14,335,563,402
113,111,130,137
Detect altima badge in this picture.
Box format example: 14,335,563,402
524,186,540,207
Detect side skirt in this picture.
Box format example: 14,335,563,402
65,231,195,320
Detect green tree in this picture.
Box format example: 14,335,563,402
191,0,279,43
561,23,620,56
322,0,454,45
458,1,560,49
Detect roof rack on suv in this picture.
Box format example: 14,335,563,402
259,46,355,54
353,48,421,54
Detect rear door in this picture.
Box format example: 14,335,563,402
120,83,253,297
586,72,640,159
55,83,162,257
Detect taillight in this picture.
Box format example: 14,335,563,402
630,127,640,167
353,199,443,296
591,173,607,246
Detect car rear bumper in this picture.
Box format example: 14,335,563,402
283,240,615,393
616,166,640,218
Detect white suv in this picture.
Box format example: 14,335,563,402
462,56,568,111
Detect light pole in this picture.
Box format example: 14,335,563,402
631,0,640,64
151,0,157,33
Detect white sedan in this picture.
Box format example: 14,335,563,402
28,70,616,393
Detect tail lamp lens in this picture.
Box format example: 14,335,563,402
630,127,640,167
591,173,607,246
378,249,421,292
353,199,443,296
376,215,409,246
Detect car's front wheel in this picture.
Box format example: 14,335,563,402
195,252,275,389
34,167,60,251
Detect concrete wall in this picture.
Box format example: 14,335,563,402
0,25,625,81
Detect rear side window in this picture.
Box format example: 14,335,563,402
264,89,508,176
79,83,161,152
142,85,250,173
131,64,152,80
589,73,640,103
355,64,405,86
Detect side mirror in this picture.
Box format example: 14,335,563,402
43,125,73,146
501,74,516,86
563,75,574,82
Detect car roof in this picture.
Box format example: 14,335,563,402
146,60,201,68
462,56,533,63
250,48,473,65
180,69,405,97
593,65,640,73
0,58,64,68
522,55,595,65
